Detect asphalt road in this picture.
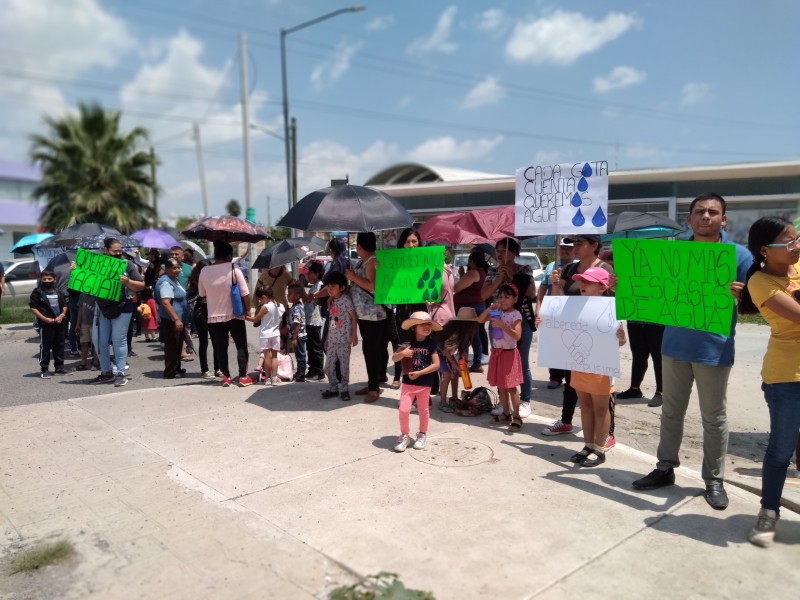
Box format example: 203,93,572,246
0,320,773,479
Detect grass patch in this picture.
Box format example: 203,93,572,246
0,295,33,325
738,313,767,326
330,572,435,600
8,539,74,574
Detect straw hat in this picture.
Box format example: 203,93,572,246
401,311,443,331
450,307,478,321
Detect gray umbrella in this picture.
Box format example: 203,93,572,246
277,185,414,232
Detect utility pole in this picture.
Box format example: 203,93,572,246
266,196,271,228
291,117,298,207
239,32,257,290
192,122,209,217
149,147,158,227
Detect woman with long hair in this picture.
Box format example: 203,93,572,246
739,216,800,546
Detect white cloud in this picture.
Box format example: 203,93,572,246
461,76,507,109
625,143,660,158
593,66,646,93
407,6,458,55
366,15,394,32
476,9,505,32
681,82,710,106
0,0,135,156
506,10,640,65
310,40,363,91
298,139,400,192
407,135,504,163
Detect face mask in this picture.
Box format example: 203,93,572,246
42,282,55,289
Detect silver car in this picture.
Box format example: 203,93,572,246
2,259,40,298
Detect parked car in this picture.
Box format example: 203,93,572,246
451,251,543,292
297,256,332,287
1,258,40,298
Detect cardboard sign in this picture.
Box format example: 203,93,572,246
67,247,126,301
375,246,444,304
612,238,736,336
514,160,609,236
537,296,621,377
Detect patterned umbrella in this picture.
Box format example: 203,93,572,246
181,215,272,243
277,185,414,232
47,223,123,247
64,233,140,250
130,228,180,249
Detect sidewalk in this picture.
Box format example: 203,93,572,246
1,348,799,598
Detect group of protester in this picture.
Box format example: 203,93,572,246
26,191,800,549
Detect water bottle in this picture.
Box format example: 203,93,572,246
458,354,473,390
398,342,413,375
488,309,504,340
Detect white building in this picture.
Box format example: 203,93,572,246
0,159,43,262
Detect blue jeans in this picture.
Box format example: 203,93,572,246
96,311,133,375
761,382,800,514
466,302,486,367
517,320,533,403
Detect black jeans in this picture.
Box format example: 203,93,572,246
38,322,65,371
208,319,249,378
305,325,324,377
162,319,184,377
194,304,216,374
627,322,664,392
358,319,388,392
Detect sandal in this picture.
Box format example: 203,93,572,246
509,416,523,431
75,363,89,371
492,412,512,423
440,401,456,414
390,380,401,389
570,446,593,463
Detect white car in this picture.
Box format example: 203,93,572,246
452,251,543,292
1,258,40,297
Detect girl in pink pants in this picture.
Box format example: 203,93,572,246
392,311,441,452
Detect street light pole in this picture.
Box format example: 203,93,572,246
280,5,365,221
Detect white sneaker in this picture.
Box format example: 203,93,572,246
394,434,412,452
490,403,504,416
748,508,779,547
413,433,427,450
518,402,531,418
270,377,280,385
201,371,214,380
481,354,490,365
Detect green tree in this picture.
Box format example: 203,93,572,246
29,102,158,233
226,199,241,217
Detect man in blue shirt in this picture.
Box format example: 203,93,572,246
632,193,751,510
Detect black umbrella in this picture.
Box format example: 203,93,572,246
44,250,78,293
181,215,272,243
604,211,685,238
277,185,414,232
60,233,140,250
47,223,123,247
252,236,327,270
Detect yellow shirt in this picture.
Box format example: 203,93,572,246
747,261,800,383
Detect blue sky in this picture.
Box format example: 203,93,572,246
1,0,797,224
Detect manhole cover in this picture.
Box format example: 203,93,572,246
409,437,494,467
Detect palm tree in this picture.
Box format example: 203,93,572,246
29,102,158,232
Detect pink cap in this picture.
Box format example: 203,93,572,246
571,266,609,287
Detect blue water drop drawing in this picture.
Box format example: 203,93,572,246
571,192,582,207
577,177,589,192
581,162,593,177
592,206,607,227
572,208,585,227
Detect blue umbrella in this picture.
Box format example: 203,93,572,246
10,232,54,254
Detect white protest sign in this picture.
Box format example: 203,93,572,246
537,295,621,377
514,161,609,236
33,244,66,270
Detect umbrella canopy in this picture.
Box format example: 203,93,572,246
47,223,123,247
180,239,207,260
252,236,327,270
131,228,180,249
10,233,53,254
58,233,141,250
181,215,272,243
44,250,78,293
418,206,515,244
277,185,414,233
417,213,486,244
604,211,685,237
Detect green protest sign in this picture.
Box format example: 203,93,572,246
611,239,736,336
68,247,126,301
375,246,444,304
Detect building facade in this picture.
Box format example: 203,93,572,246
0,159,43,262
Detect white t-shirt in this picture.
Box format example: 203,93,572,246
258,300,285,340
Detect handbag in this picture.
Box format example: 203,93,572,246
276,351,294,380
230,265,245,318
520,295,537,332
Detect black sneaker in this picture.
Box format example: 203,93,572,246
91,372,115,384
616,388,643,399
321,390,339,398
633,468,675,490
40,371,52,379
54,368,71,375
293,376,306,383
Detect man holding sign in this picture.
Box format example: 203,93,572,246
632,193,750,510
